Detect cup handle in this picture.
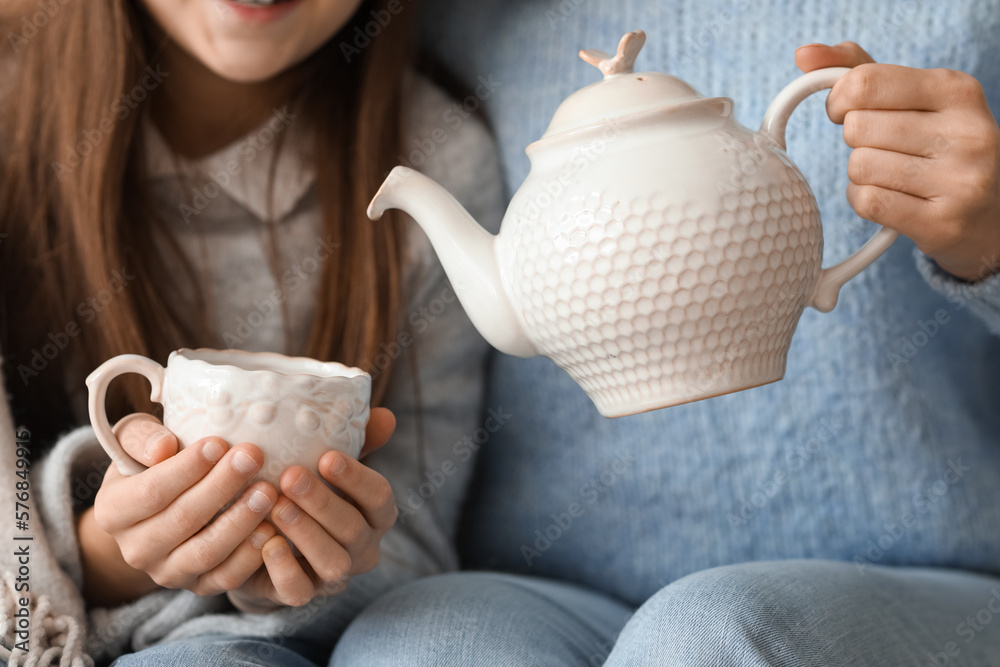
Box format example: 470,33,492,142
85,354,166,476
760,66,899,313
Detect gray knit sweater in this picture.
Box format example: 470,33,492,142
0,76,504,666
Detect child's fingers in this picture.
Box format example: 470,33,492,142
270,497,356,585
159,481,277,586
318,452,397,531
96,437,231,532
828,64,974,123
133,443,267,556
843,110,945,158
279,466,383,543
260,537,315,607
360,407,395,458
192,521,275,597
112,413,179,466
794,41,875,72
848,147,938,199
846,182,928,232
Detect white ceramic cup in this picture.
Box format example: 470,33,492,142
86,348,371,488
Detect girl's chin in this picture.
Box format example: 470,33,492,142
199,49,297,83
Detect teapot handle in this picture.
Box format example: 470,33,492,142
760,66,899,313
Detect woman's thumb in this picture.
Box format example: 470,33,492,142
112,413,180,465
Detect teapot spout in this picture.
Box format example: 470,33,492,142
368,167,537,358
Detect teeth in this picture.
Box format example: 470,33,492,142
229,0,291,6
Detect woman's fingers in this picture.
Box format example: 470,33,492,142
319,453,397,531
846,182,929,231
843,110,951,158
360,407,395,458
192,521,276,597
159,481,277,588
828,64,978,123
112,413,179,466
794,41,875,72
96,436,231,532
847,147,938,198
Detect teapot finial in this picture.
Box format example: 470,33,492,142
580,30,647,77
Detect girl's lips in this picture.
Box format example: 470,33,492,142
218,0,305,24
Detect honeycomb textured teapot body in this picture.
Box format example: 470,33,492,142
367,31,899,418
500,124,823,416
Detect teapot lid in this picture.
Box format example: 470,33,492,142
541,31,705,139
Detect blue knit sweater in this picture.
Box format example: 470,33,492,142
423,0,1000,606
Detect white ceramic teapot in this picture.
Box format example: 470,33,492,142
368,30,898,418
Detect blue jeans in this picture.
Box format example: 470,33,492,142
330,562,1000,667
109,633,329,667
105,560,1000,666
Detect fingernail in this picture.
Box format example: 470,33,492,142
279,502,301,524
144,432,169,461
796,42,824,51
251,532,269,548
290,474,311,496
267,544,288,560
233,451,259,474
203,441,225,463
248,490,272,513
328,454,346,476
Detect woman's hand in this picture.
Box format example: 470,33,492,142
795,42,1000,281
82,413,279,606
226,408,398,612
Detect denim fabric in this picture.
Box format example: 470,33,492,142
333,563,1000,666
109,633,327,667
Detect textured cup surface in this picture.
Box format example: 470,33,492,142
162,349,371,487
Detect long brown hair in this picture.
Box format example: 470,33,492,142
0,0,413,447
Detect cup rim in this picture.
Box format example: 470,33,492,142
170,348,370,381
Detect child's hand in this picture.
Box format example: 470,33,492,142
88,414,278,600
226,409,398,612
795,42,1000,281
